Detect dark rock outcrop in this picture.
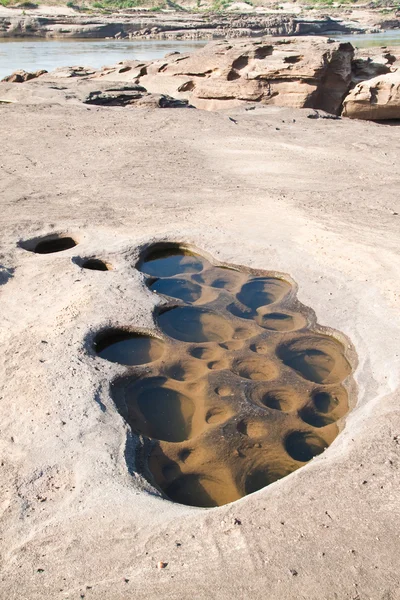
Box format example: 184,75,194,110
83,84,190,108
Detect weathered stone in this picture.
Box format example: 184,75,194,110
351,46,399,85
83,84,190,108
342,71,400,120
0,12,365,40
1,69,47,83
130,38,355,114
3,37,397,120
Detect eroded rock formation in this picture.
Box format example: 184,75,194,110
1,37,399,119
91,38,356,113
0,12,364,40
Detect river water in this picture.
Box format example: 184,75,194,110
0,39,207,79
0,31,399,80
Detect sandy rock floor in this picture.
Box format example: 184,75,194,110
0,101,400,599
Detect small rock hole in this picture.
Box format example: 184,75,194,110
21,235,77,254
81,258,110,271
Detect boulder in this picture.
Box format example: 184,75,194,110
342,71,400,120
1,69,47,83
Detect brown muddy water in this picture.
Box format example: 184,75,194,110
17,232,356,508
93,244,356,508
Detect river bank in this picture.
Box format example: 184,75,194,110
0,3,399,40
0,38,207,79
2,37,399,119
2,31,400,80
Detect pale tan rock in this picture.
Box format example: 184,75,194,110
193,78,264,102
342,71,400,120
7,38,400,118
0,98,399,600
132,38,354,114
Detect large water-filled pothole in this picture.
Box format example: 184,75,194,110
96,243,356,508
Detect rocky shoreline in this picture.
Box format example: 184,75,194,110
0,8,399,40
2,37,399,119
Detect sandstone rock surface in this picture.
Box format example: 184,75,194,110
342,71,400,120
1,38,399,118
0,89,399,600
93,38,356,114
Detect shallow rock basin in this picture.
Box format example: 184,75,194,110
95,244,355,508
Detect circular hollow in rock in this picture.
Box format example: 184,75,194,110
237,277,292,311
81,258,110,271
277,335,351,384
236,419,267,438
165,359,206,381
94,330,164,365
215,385,234,397
299,407,336,428
285,430,328,462
207,359,229,371
164,473,238,508
232,356,278,381
193,266,244,291
219,340,245,351
257,311,306,332
158,306,234,343
233,325,255,340
245,464,296,495
206,406,233,425
312,390,340,413
227,302,254,320
250,341,271,354
124,378,195,442
138,247,205,278
149,278,202,303
22,235,77,254
252,387,298,412
190,345,223,361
